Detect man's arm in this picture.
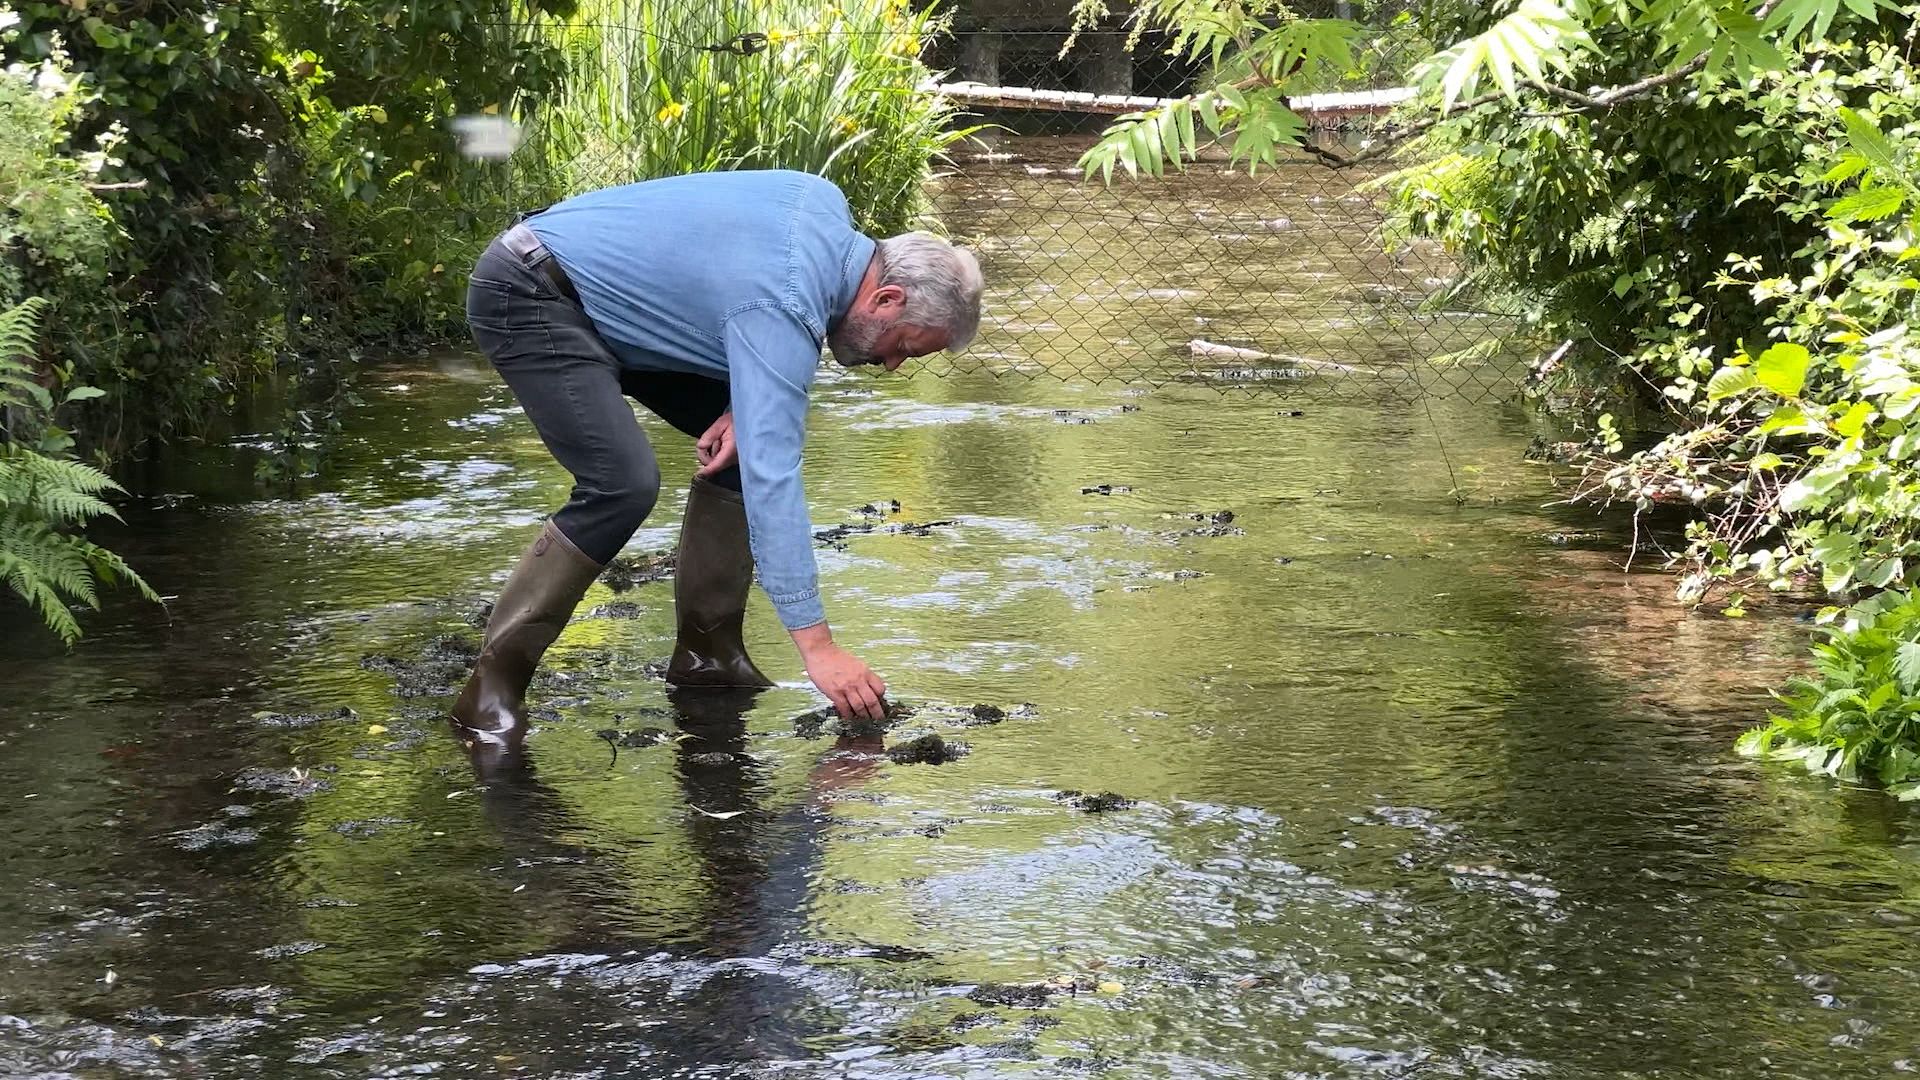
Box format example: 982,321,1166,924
722,305,889,720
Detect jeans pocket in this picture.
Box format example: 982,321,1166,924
466,282,521,358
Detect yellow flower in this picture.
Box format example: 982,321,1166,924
766,27,787,45
715,81,733,98
835,114,858,135
657,100,685,124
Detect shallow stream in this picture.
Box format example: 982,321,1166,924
3,142,1916,1079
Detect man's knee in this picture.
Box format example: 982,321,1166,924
602,460,662,529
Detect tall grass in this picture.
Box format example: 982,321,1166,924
531,0,973,235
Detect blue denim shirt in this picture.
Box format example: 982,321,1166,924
526,170,876,631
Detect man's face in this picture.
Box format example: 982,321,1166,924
828,310,951,372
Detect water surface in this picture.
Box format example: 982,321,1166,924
1,142,1909,1079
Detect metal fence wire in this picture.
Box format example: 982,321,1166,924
448,7,1528,404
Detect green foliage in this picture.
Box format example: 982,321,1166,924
535,0,973,237
1074,0,1367,179
0,0,572,451
1077,0,1910,179
1737,591,1920,796
0,297,156,645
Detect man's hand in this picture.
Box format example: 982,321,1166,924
696,411,738,476
791,623,888,720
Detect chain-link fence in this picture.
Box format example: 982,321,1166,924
438,3,1528,404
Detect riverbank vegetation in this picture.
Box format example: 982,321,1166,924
1079,0,1920,795
0,0,958,642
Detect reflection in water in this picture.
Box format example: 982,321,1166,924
0,142,1910,1078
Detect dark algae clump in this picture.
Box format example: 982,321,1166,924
887,733,969,765
1055,790,1135,813
967,983,1054,1008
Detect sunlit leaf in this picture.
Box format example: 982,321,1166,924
1754,342,1812,398
1707,365,1757,400
1829,186,1905,223
1833,400,1876,438
1896,641,1920,695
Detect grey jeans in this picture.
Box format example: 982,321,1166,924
465,224,741,564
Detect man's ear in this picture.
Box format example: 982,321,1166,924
872,284,907,312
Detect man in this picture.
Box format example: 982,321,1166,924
453,169,985,763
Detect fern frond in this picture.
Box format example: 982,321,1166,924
0,297,49,365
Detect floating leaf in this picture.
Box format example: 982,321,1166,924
691,806,746,820
366,724,388,736
1098,980,1124,994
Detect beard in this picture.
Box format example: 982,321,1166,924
828,312,887,367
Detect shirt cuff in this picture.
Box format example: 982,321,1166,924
769,588,826,631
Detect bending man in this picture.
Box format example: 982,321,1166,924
453,169,984,761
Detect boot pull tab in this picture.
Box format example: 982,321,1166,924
533,533,552,556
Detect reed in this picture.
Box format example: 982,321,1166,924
530,0,975,234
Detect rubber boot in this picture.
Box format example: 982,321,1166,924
666,475,775,688
452,518,603,774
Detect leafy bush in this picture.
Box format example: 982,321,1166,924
0,15,127,379
1737,591,1920,797
536,0,976,236
0,297,156,645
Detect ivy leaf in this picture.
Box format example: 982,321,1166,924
1754,343,1812,398
1707,365,1757,400
1897,641,1920,696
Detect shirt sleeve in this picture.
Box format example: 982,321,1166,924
722,303,826,631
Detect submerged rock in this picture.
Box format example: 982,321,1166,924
815,520,956,547
586,600,648,619
967,983,1054,1008
887,734,969,765
858,499,902,516
253,941,327,960
249,706,357,730
600,550,675,592
1055,790,1135,813
793,701,916,739
361,634,481,699
1080,484,1132,495
231,767,333,799
595,726,672,749
331,817,412,839
171,823,262,851
948,1011,1001,1032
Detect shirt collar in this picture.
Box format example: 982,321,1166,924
831,233,878,331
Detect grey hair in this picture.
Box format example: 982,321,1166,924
875,231,985,352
